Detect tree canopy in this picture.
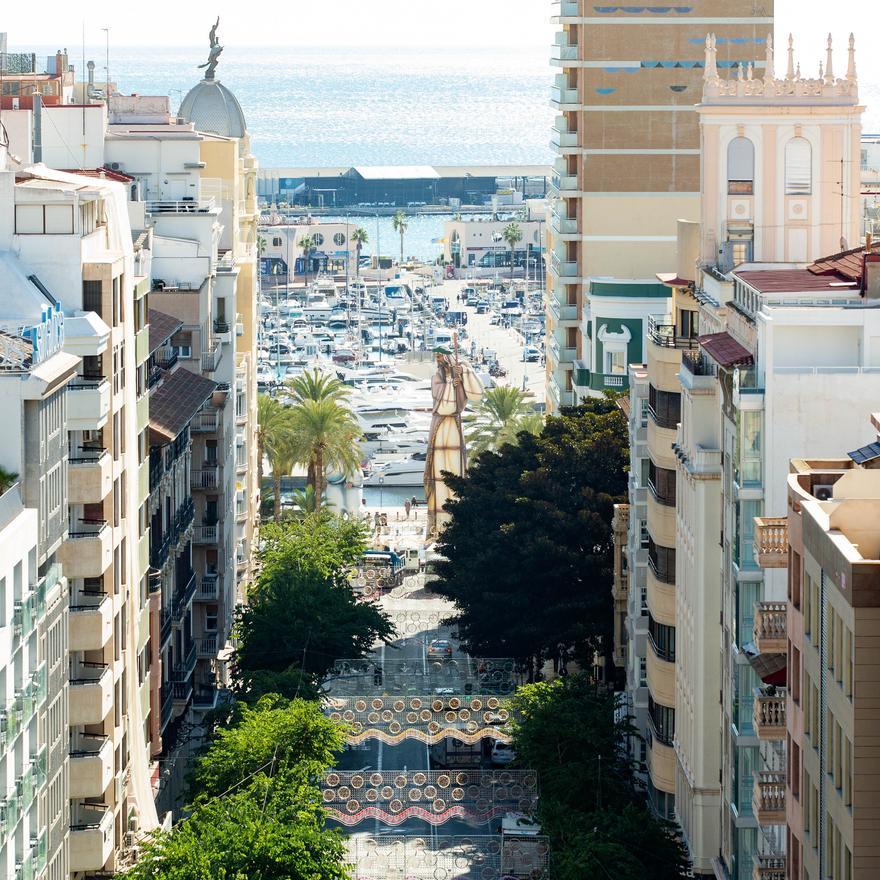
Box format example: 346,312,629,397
235,516,393,701
126,699,350,880
508,674,690,880
433,400,628,670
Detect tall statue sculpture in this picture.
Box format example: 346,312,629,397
198,17,223,80
424,342,483,536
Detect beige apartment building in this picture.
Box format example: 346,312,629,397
546,0,772,410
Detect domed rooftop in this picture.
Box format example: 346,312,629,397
178,79,247,139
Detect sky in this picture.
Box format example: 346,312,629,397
3,0,877,96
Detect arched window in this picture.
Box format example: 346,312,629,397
727,137,755,194
785,137,812,195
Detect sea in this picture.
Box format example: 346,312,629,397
66,45,556,169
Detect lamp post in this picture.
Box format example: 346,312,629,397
492,231,502,285
378,475,385,509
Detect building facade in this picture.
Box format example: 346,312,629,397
546,0,773,410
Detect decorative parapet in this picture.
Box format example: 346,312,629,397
702,33,859,104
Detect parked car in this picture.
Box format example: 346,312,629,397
491,741,516,765
523,346,541,362
427,639,454,661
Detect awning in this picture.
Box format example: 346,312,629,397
656,272,693,288
148,309,183,354
149,367,218,442
698,331,753,368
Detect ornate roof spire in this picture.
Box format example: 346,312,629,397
825,33,834,83
786,33,795,80
847,33,857,81
764,33,774,80
704,33,718,80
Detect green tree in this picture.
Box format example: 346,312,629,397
258,395,301,522
502,221,523,284
235,518,392,701
433,400,628,672
463,385,543,456
0,466,18,494
298,233,315,288
392,210,408,265
193,696,345,802
351,227,368,281
290,399,361,514
286,368,351,405
508,675,690,880
125,769,350,880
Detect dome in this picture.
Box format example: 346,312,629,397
178,79,246,139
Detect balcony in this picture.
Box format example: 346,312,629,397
173,641,198,682
754,517,788,568
550,85,580,107
69,735,113,798
70,805,114,872
753,771,786,825
58,521,112,579
551,253,579,277
192,407,221,433
67,448,112,504
198,635,218,658
193,685,223,711
69,591,113,652
193,523,219,544
754,602,787,654
67,377,111,429
552,174,579,193
201,343,221,373
196,571,220,601
69,662,113,726
145,196,216,214
172,572,197,623
753,687,786,741
213,319,232,344
551,214,579,235
191,466,220,490
160,684,174,730
592,372,628,392
647,316,699,350
753,854,786,880
551,127,579,149
154,346,178,370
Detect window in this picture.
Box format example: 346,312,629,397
639,398,649,428
648,460,676,507
648,694,675,745
640,457,650,488
639,657,647,687
647,537,675,584
205,605,218,632
785,137,812,194
606,349,626,374
727,137,755,194
272,236,282,247
333,232,346,246
648,384,680,429
648,614,675,661
313,232,325,246
639,520,649,549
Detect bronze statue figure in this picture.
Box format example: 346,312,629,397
198,17,223,80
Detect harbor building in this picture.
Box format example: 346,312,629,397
442,215,546,272
0,152,78,880
545,0,773,411
259,220,360,282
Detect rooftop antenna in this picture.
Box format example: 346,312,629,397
101,26,110,105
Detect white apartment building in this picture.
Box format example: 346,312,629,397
0,216,77,880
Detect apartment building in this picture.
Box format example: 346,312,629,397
0,212,78,880
754,434,880,880
6,159,159,875
623,363,650,773
546,0,772,410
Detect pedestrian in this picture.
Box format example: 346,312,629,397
411,494,418,509
404,499,412,519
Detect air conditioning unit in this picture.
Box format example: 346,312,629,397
813,483,835,501
108,162,122,171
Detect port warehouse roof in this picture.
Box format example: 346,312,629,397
257,164,551,181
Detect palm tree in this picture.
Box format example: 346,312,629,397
290,399,361,514
286,368,351,406
298,234,315,290
287,485,332,518
268,430,304,523
464,386,543,457
0,465,18,494
351,227,369,281
392,211,408,266
503,221,523,285
257,395,300,522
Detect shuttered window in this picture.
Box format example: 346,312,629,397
785,137,812,195
727,137,755,194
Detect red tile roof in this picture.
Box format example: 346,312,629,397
60,166,135,183
807,241,880,282
735,269,859,294
698,332,754,368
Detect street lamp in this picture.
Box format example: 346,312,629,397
492,231,503,285
378,475,385,508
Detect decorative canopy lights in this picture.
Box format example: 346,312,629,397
345,835,550,880
321,770,539,826
325,694,511,745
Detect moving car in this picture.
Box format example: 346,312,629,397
523,346,541,363
427,639,454,661
491,740,516,765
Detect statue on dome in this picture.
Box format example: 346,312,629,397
198,17,223,81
